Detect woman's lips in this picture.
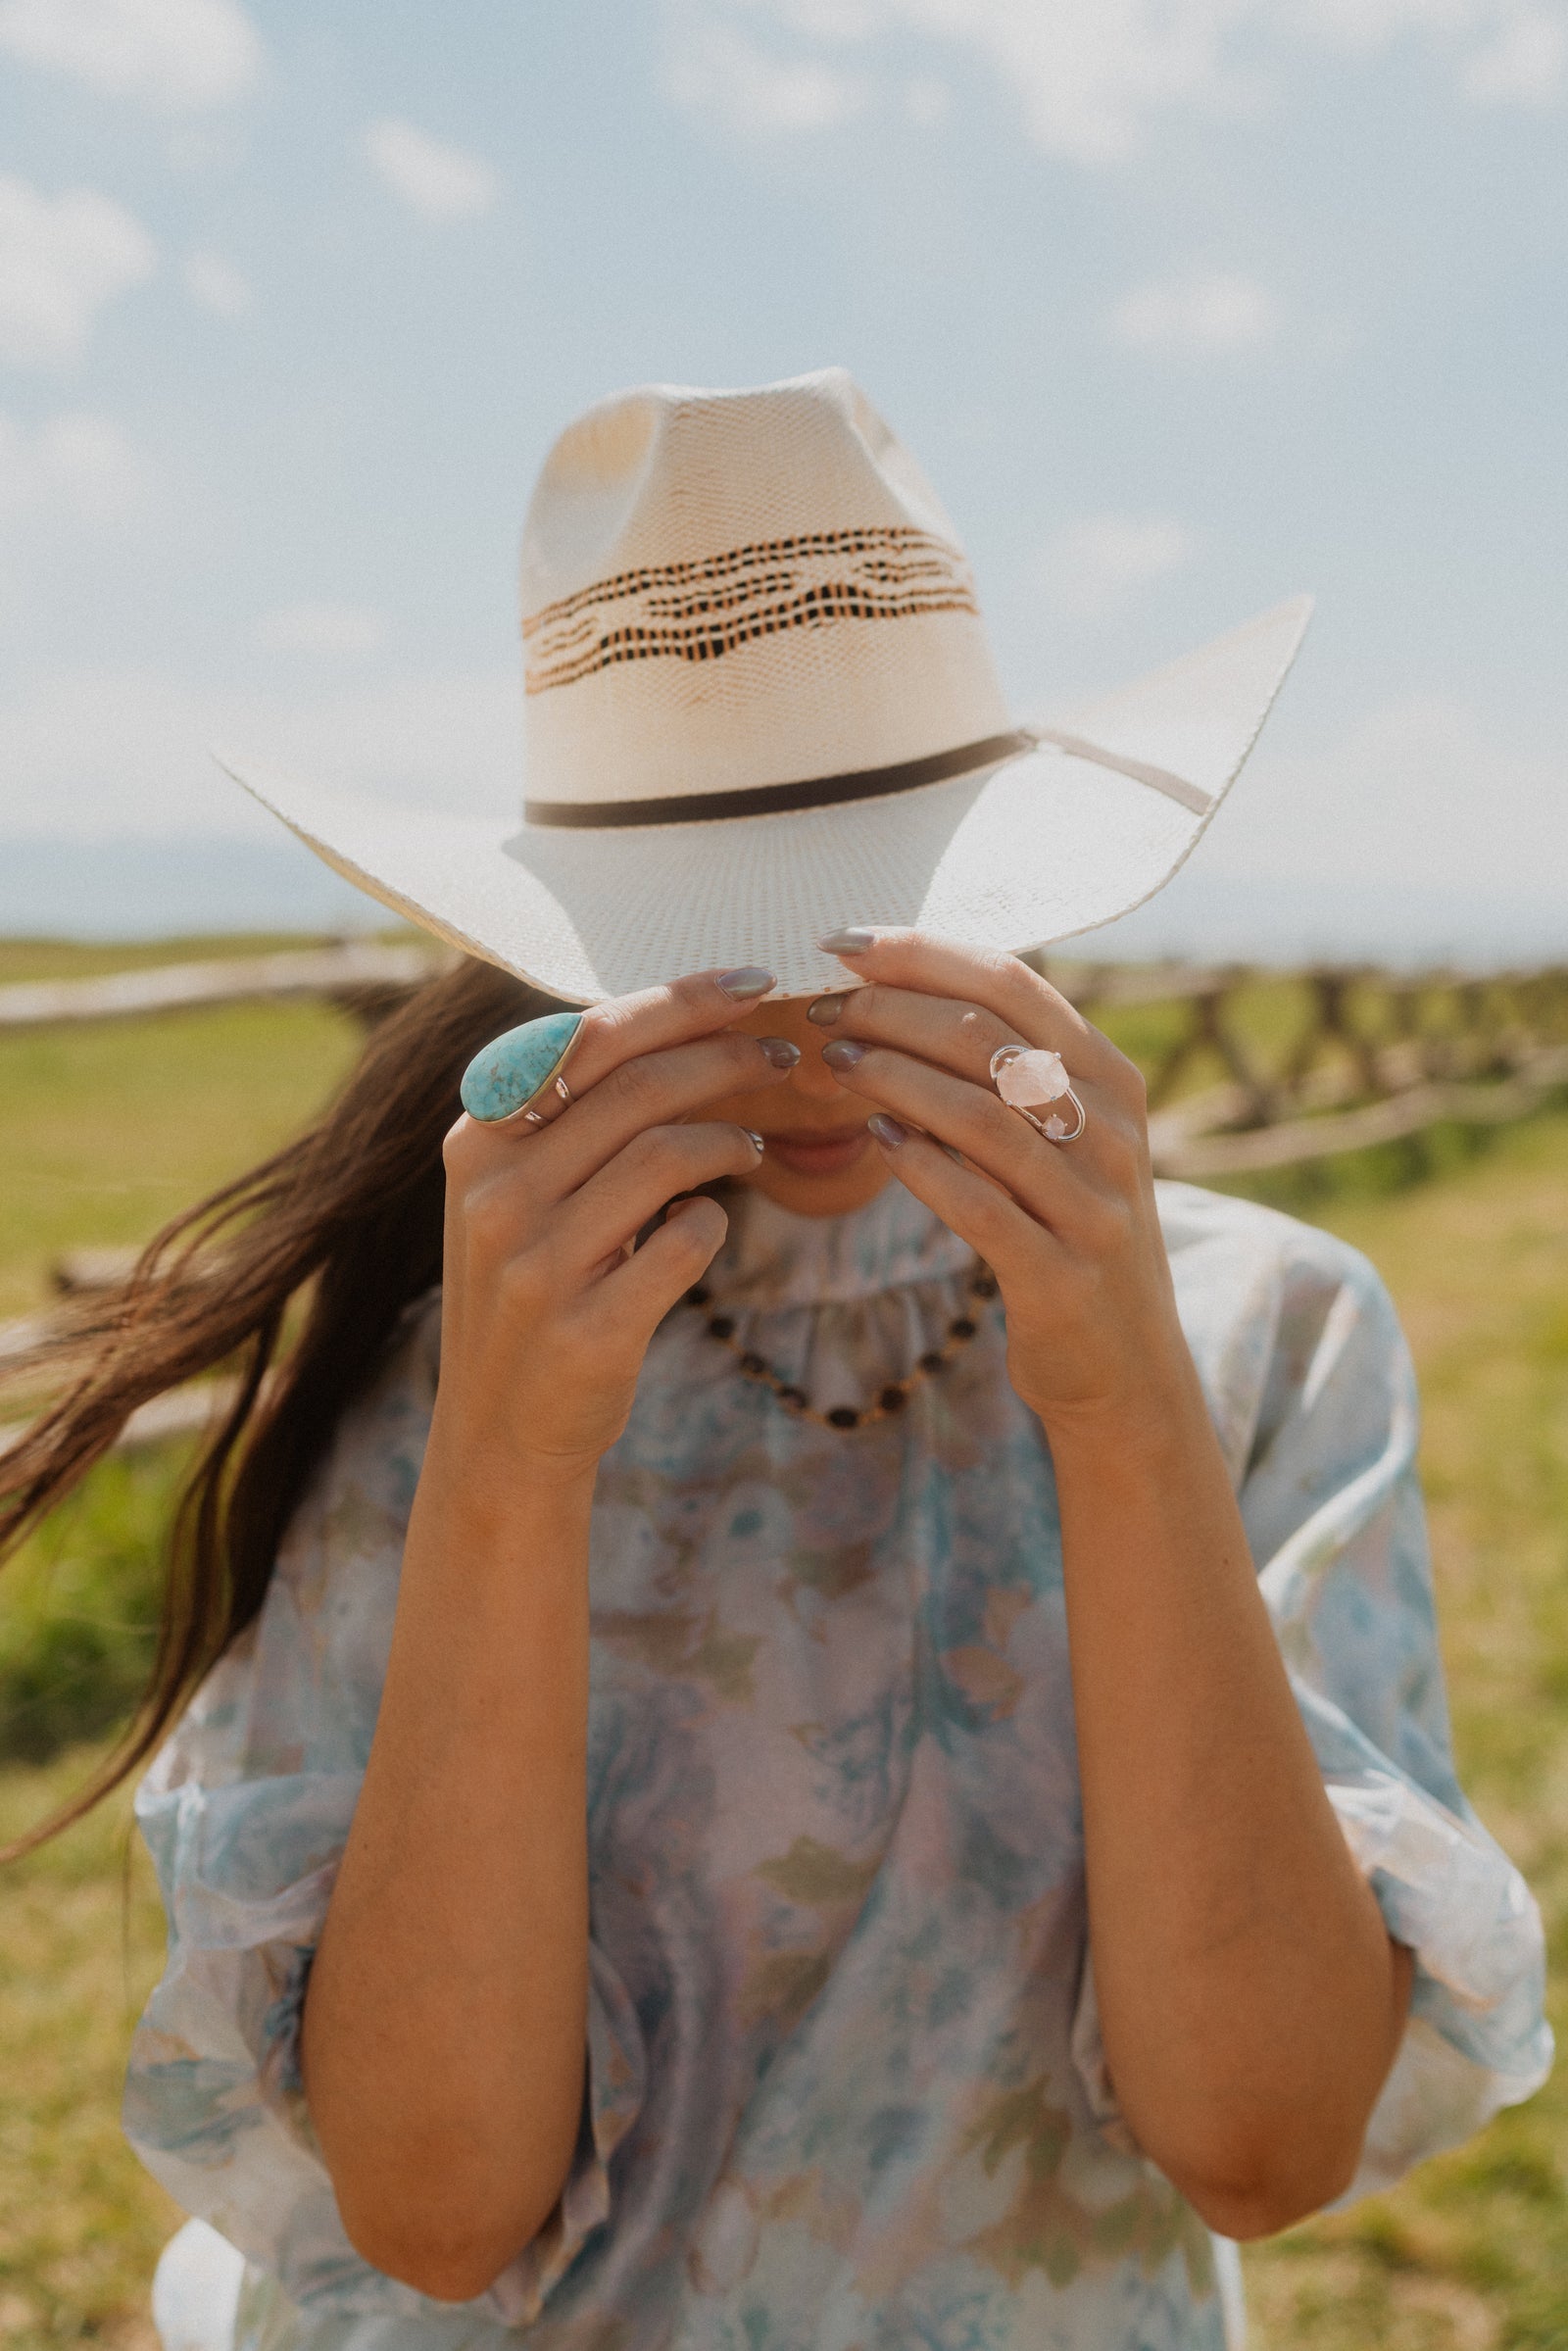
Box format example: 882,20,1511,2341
761,1127,873,1177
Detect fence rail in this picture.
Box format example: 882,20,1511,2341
1047,958,1568,1180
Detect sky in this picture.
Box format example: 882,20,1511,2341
1,0,1565,959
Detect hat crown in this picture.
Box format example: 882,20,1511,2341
520,367,961,607
517,367,1010,814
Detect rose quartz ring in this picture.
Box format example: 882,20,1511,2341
989,1045,1088,1143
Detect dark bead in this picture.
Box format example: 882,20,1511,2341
918,1349,946,1375
949,1316,977,1341
777,1386,808,1410
878,1385,908,1412
686,1284,711,1307
739,1352,767,1377
826,1405,861,1430
969,1270,999,1298
708,1315,736,1340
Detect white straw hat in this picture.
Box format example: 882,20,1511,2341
217,367,1310,1002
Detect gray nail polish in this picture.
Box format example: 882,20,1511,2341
806,993,847,1026
867,1114,908,1149
743,1129,766,1152
818,928,877,955
821,1038,866,1069
759,1037,801,1068
716,966,776,999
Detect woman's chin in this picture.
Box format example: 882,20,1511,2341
742,1129,894,1218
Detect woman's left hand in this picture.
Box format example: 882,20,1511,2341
812,928,1192,1436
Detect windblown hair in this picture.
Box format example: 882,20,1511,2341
0,954,549,1859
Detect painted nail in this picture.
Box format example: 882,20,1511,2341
807,993,847,1026
716,966,776,999
821,1038,867,1070
743,1129,766,1153
758,1037,801,1068
818,928,877,955
867,1114,909,1149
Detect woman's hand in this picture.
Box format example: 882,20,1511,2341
435,967,798,1481
814,925,1412,2236
808,929,1190,1438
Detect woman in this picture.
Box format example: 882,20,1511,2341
6,370,1547,2351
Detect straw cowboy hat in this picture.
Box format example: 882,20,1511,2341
217,367,1310,1002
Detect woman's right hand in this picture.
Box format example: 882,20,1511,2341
433,966,796,1482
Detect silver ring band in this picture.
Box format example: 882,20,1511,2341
522,1073,574,1126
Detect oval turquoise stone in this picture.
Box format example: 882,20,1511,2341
460,1010,584,1123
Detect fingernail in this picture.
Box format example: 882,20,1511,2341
716,966,775,999
867,1114,908,1149
759,1037,801,1068
743,1129,766,1153
821,1039,866,1070
807,993,847,1026
818,928,877,955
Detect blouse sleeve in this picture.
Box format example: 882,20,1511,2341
122,1295,647,2327
1071,1194,1551,2198
1236,1220,1550,2196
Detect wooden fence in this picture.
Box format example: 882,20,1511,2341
3,944,1565,1454
1045,958,1568,1179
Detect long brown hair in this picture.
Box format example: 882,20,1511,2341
0,954,550,1858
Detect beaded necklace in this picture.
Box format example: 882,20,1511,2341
683,1261,999,1432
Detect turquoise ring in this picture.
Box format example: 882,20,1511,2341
460,1010,586,1126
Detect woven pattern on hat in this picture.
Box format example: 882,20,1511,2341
523,524,978,697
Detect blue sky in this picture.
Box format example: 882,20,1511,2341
1,0,1565,955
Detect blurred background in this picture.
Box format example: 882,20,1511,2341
1,5,1566,2348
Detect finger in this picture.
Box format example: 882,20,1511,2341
818,928,1128,1092
451,1029,796,1203
570,963,780,1087
541,1031,796,1198
466,965,779,1132
555,1121,764,1267
822,1041,1130,1231
596,1194,729,1345
862,1115,1056,1277
808,981,1025,1088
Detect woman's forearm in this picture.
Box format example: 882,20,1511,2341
1051,1366,1412,2240
301,1436,596,2301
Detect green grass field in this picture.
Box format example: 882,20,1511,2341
2,939,1566,2350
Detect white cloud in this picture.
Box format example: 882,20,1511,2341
665,15,868,130
1037,514,1193,616
670,0,1567,163
0,0,262,110
1109,269,1281,356
183,247,252,318
0,663,519,836
258,604,385,657
0,410,150,522
363,119,500,222
0,175,156,366
1462,7,1566,98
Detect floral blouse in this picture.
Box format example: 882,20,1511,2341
125,1180,1550,2351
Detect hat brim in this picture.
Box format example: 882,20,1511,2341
214,595,1310,1003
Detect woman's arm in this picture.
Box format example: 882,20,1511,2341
300,967,794,2302
1047,1374,1413,2236
814,928,1412,2238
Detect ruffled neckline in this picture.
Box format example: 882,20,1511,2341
711,1177,975,1313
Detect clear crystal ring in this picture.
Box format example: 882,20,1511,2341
989,1045,1088,1144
